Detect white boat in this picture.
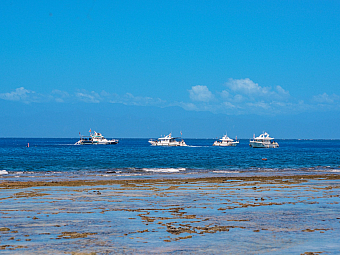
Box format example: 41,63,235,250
249,132,279,148
91,131,119,145
75,131,118,145
213,134,239,146
149,133,187,146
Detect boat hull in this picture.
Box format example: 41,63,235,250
249,141,279,148
96,140,119,145
213,141,239,146
148,140,187,146
75,140,118,145
74,140,95,145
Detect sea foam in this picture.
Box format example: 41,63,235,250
142,168,186,173
212,170,240,174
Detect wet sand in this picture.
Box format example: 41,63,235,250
1,174,340,254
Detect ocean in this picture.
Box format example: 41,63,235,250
1,138,340,181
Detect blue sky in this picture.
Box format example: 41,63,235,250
1,0,340,138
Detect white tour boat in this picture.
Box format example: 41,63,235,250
249,132,279,148
75,131,119,145
148,133,187,146
213,134,239,146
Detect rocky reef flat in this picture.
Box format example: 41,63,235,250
1,174,340,254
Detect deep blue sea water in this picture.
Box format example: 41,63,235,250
1,138,340,181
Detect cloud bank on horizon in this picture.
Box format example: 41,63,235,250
1,78,339,115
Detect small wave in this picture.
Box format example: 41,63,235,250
330,169,340,172
115,174,142,177
212,171,240,174
0,170,9,175
142,168,186,173
100,172,143,177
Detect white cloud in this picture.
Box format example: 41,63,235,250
100,90,118,99
0,87,50,103
226,78,265,95
276,85,290,97
175,102,198,111
0,87,32,101
183,79,313,115
246,101,270,110
225,78,290,101
220,90,230,99
2,83,339,116
233,94,244,103
120,93,165,106
313,93,340,104
223,101,236,109
75,91,101,103
0,87,166,106
189,85,214,102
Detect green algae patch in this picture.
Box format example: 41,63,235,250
58,232,97,239
14,191,49,198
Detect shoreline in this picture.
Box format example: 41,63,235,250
1,173,340,189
